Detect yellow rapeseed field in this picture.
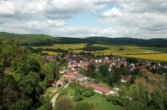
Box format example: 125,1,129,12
93,44,159,55
33,43,167,61
123,54,167,61
41,51,60,55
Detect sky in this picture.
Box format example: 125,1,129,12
0,0,167,39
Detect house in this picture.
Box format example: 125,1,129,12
89,59,95,63
129,63,135,71
103,59,113,65
59,70,64,74
137,65,147,69
63,55,69,61
117,61,127,67
63,72,76,81
99,59,102,63
48,80,56,87
84,83,116,95
109,65,113,72
63,70,87,82
77,77,87,82
105,56,109,60
140,60,149,66
164,65,167,69
56,78,66,87
120,75,131,83
44,55,56,62
59,68,70,74
74,73,87,82
95,59,98,63
82,63,89,70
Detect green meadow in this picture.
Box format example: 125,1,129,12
65,86,123,110
81,94,123,110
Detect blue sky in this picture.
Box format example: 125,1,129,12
0,0,167,38
65,3,121,27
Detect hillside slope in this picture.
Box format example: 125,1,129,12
0,32,167,47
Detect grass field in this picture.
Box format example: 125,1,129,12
65,86,123,110
81,94,123,110
66,87,75,96
44,86,57,97
33,43,167,61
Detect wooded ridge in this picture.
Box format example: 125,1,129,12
1,32,167,47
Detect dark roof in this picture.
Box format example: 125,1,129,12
74,74,84,79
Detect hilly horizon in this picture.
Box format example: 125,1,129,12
0,32,167,47
0,31,166,40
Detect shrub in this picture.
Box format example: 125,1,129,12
76,102,91,110
82,91,91,97
74,94,83,101
55,96,75,110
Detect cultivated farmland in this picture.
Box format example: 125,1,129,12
33,43,167,61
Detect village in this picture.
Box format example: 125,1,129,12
44,52,167,96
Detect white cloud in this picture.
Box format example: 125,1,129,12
27,20,65,28
97,0,167,38
0,0,111,20
100,7,122,17
1,20,65,34
120,0,167,13
98,12,167,32
0,0,167,38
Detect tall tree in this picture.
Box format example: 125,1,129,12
54,96,75,110
87,63,95,77
150,89,165,110
99,64,109,77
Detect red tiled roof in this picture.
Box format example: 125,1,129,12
56,80,64,84
56,62,60,65
45,55,55,61
103,59,113,64
63,56,69,60
120,75,131,82
117,61,127,67
137,65,147,69
82,64,88,69
89,59,95,62
63,74,75,79
73,71,79,74
66,72,73,75
85,84,111,93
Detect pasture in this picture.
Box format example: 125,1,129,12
81,94,123,110
33,43,167,61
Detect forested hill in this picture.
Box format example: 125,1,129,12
87,37,167,47
0,32,167,47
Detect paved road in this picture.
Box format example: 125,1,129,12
51,83,69,108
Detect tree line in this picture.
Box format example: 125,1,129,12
1,32,167,47
106,69,167,110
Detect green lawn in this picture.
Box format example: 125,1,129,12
81,94,123,110
44,86,57,97
64,85,123,110
66,87,75,96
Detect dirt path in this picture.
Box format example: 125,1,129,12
51,83,69,108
